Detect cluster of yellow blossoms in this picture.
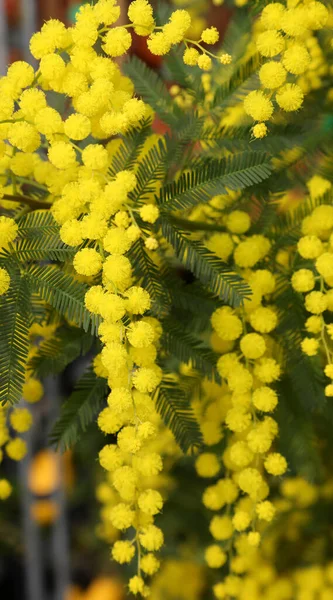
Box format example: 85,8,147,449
194,226,288,583
243,0,330,138
288,177,333,394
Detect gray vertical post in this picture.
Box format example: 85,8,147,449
45,376,70,600
19,403,45,600
0,0,8,75
21,0,38,67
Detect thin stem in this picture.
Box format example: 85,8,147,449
17,177,49,192
3,194,51,209
169,215,227,232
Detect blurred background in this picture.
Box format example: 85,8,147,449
0,1,232,599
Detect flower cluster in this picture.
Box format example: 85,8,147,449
193,232,287,581
243,1,329,138
289,177,333,395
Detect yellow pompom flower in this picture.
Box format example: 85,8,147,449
298,235,323,259
305,291,327,314
60,220,83,247
141,553,160,575
244,91,274,122
40,53,66,80
103,27,132,57
6,438,27,461
261,3,285,29
103,255,132,291
205,545,227,568
139,524,164,550
103,228,132,255
276,84,304,112
282,44,310,75
128,0,155,36
48,142,77,169
139,204,160,224
211,307,242,341
127,321,155,348
201,27,219,45
252,123,268,139
252,386,278,412
256,30,285,58
226,211,250,234
232,511,251,532
64,113,91,140
128,576,146,596
198,55,212,71
125,286,151,314
240,333,266,359
183,48,199,66
138,489,163,515
112,540,135,564
264,452,287,476
256,500,276,521
259,61,287,89
10,408,33,433
209,515,233,540
291,269,315,293
8,122,40,153
132,366,161,393
301,337,319,356
82,144,108,170
195,452,220,477
0,479,12,500
109,503,135,529
73,248,102,276
0,268,10,295
19,88,47,118
316,253,333,279
22,378,44,403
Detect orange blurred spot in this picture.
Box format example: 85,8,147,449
84,577,124,600
28,450,60,496
30,500,59,525
66,585,84,600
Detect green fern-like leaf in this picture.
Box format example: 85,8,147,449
157,152,272,211
50,367,108,451
210,53,261,109
108,119,152,176
130,137,169,203
153,375,202,453
16,210,59,238
123,56,181,127
162,318,219,381
0,266,31,405
25,264,100,334
11,235,75,262
128,239,170,318
161,218,251,307
29,325,94,378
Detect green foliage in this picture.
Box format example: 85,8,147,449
108,118,152,176
129,239,170,317
25,264,100,334
154,375,202,453
11,235,75,262
162,318,219,381
50,367,108,451
29,325,95,378
130,137,169,203
157,153,272,211
0,263,31,405
161,217,251,307
123,56,182,128
16,210,59,238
